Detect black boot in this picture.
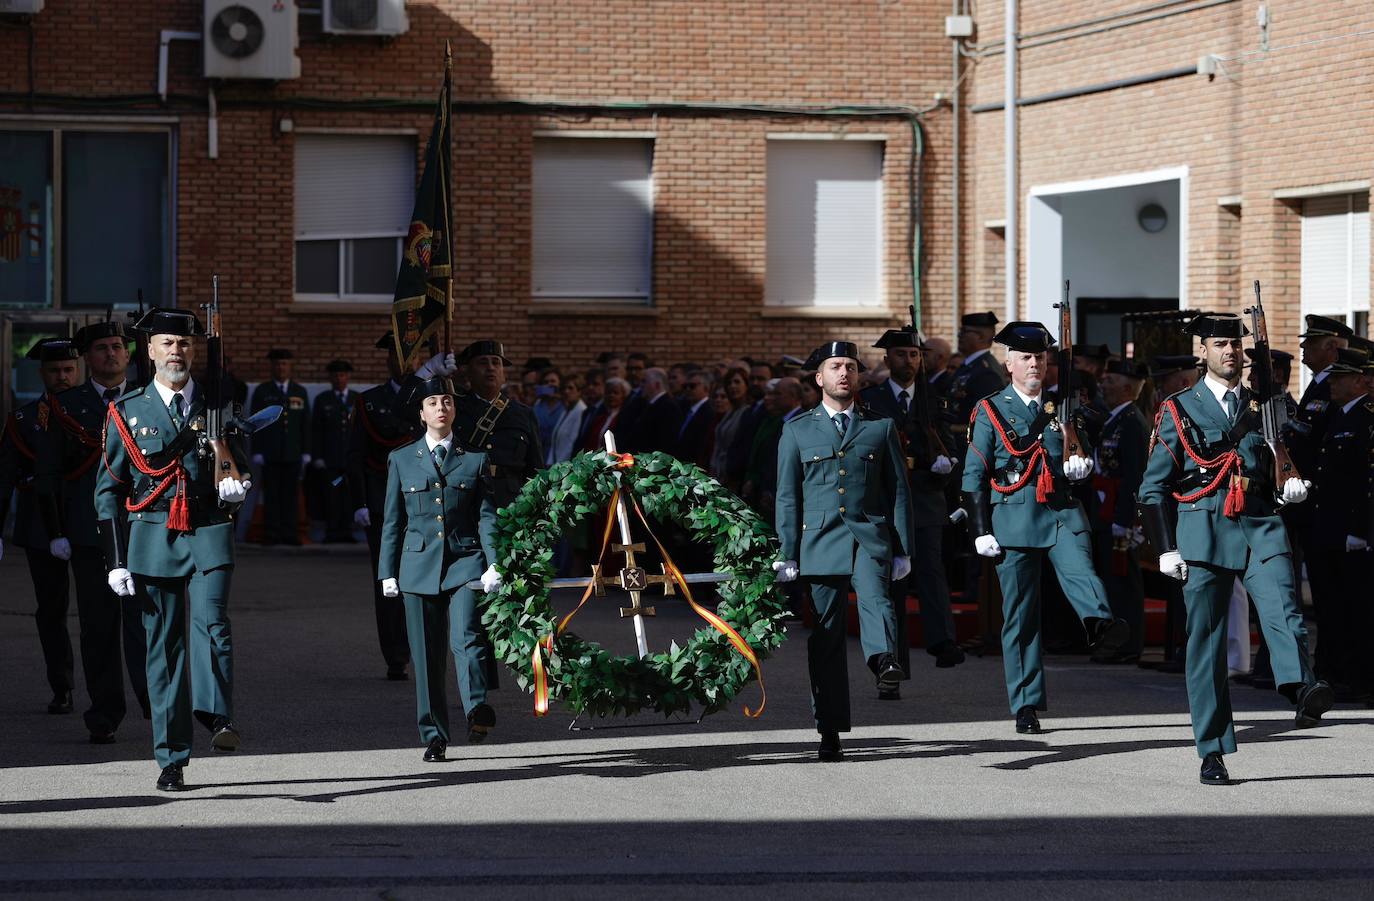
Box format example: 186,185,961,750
1015,706,1041,734
1199,752,1231,785
817,730,843,762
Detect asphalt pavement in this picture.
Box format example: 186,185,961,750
2,546,1373,898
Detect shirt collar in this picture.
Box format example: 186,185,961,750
963,348,990,365
91,379,127,398
888,378,916,402
782,405,804,422
1202,372,1240,407
686,397,709,417
1313,367,1331,384
819,398,855,419
1011,384,1041,410
425,432,453,453
1342,393,1368,414
152,377,195,407
1106,400,1134,422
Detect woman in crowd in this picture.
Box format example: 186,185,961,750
710,366,750,488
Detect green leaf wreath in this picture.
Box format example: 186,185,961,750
481,449,790,718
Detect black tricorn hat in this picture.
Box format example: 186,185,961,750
326,359,353,373
376,331,395,351
458,339,513,365
130,307,205,337
873,327,924,350
522,356,553,373
1327,348,1371,375
74,321,129,353
399,376,459,406
1297,314,1354,339
810,341,867,372
1184,313,1250,339
25,337,79,362
1149,354,1201,378
961,311,999,329
993,321,1056,353
1074,343,1111,361
1244,347,1294,367
266,348,294,361
1104,358,1148,379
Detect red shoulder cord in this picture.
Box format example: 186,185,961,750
1160,399,1245,518
354,395,410,471
106,402,191,531
975,398,1056,503
46,393,101,481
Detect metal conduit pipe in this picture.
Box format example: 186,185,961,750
1004,0,1018,324
970,65,1197,114
969,0,1205,50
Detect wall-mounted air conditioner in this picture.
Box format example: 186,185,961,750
204,0,301,80
323,0,408,37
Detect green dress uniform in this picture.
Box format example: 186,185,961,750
453,391,543,509
960,323,1119,718
250,376,311,544
378,432,497,745
1139,326,1329,761
39,377,151,731
1090,397,1150,660
1,394,74,707
95,377,238,769
775,387,914,734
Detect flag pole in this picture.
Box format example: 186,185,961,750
443,40,454,353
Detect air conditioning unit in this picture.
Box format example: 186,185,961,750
203,1,301,80
0,1,45,15
323,0,408,37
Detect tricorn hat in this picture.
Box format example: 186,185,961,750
399,376,459,407
810,341,867,372
74,320,129,353
873,327,924,350
961,311,999,329
1243,347,1294,367
1074,342,1111,361
326,359,353,374
130,307,205,337
1103,358,1148,379
1184,313,1250,340
458,339,513,365
1149,355,1201,379
25,337,79,362
993,321,1056,353
266,348,294,361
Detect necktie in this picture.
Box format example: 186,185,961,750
1028,399,1040,419
1224,391,1238,424
432,444,446,469
338,391,346,405
102,387,119,404
169,393,184,430
834,412,849,437
897,389,910,415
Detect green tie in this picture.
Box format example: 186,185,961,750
169,393,184,430
432,444,446,469
834,412,849,437
1224,391,1238,424
1028,399,1040,419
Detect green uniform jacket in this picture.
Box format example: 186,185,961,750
453,392,543,509
251,380,311,462
39,381,138,547
94,384,236,576
0,397,54,549
1138,382,1290,570
961,387,1091,547
775,406,913,576
378,438,497,596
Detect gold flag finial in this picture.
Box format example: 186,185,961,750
445,39,452,70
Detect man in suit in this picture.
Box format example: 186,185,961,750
38,320,150,743
961,322,1129,735
861,327,964,680
949,312,1009,424
95,307,252,791
311,359,356,543
452,340,543,510
1139,312,1333,786
922,336,954,399
773,341,914,761
623,368,682,455
575,369,606,449
1,338,80,716
1089,359,1151,664
674,369,716,469
251,349,311,545
379,376,502,763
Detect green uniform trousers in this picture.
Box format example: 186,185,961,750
139,566,234,768
1092,529,1145,657
1184,557,1314,758
889,524,957,676
403,587,489,744
806,547,896,733
995,524,1112,714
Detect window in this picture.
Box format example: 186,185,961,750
766,139,884,308
532,137,653,303
294,134,416,301
0,126,170,309
1301,193,1370,333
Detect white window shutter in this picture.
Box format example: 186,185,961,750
295,135,416,239
1352,194,1370,314
766,140,884,307
532,138,653,299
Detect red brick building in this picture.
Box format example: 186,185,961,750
0,0,959,399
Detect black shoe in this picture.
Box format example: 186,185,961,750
467,703,496,744
929,641,966,669
89,729,116,745
1015,706,1041,734
872,654,904,694
1295,680,1335,729
386,667,409,681
423,738,447,762
877,685,901,701
156,763,185,792
817,730,843,762
1199,752,1231,785
1085,617,1131,656
47,691,73,714
210,717,241,752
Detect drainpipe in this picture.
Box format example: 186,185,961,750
158,29,201,102
1004,0,1018,323
951,0,962,330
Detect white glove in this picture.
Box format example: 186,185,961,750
480,565,503,592
310,457,326,470
251,453,264,467
1281,477,1309,504
1063,454,1094,481
929,455,954,475
217,477,250,503
892,556,911,581
48,538,72,561
1346,535,1369,552
771,560,799,583
974,534,1002,558
1110,524,1131,542
108,568,135,597
353,506,371,529
416,352,457,379
1159,551,1188,582
380,577,399,598
1130,526,1146,549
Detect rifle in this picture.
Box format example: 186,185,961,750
1053,280,1084,458
907,303,950,462
1244,280,1301,492
126,289,150,386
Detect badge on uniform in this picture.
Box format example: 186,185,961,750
1306,399,1328,413
289,397,306,411
129,417,138,427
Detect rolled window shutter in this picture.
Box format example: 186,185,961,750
295,135,416,239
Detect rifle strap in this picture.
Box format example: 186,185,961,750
468,394,509,449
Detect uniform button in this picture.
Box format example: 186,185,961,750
436,515,443,521
837,451,845,458
434,482,440,488
487,444,493,450
838,469,846,476
837,487,845,495
813,455,820,461
802,524,807,530
839,505,846,513
435,497,441,503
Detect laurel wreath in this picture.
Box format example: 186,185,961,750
481,450,790,719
